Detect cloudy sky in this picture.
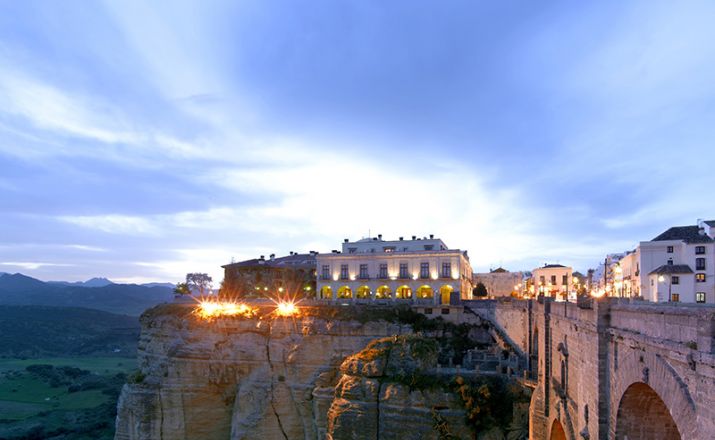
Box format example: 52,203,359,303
1,0,714,283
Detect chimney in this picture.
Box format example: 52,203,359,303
399,236,403,241
270,253,275,260
344,238,349,243
378,234,382,239
429,234,434,239
412,235,416,240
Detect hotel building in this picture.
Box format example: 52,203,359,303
315,235,473,304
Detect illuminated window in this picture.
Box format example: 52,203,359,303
696,292,706,303
420,262,430,279
356,285,371,298
337,286,352,299
440,285,454,304
696,273,706,282
320,285,332,299
340,265,349,280
379,264,388,279
359,264,369,279
671,293,680,302
376,285,391,299
417,285,434,298
399,263,409,279
441,262,451,278
396,285,412,299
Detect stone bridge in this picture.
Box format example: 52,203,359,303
465,298,715,440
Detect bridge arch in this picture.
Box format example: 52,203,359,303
615,382,680,440
610,348,697,440
550,419,567,440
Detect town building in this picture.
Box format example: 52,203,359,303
638,220,715,303
596,219,715,303
315,235,473,304
220,252,317,299
531,264,573,299
473,267,524,297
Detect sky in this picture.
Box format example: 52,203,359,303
1,0,714,284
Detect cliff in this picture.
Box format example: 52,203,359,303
115,303,530,440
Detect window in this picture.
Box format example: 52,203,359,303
399,263,409,279
441,262,451,278
359,264,369,279
539,276,545,285
441,308,450,315
671,293,680,302
379,264,388,279
348,247,357,254
383,246,395,253
696,258,706,270
550,275,556,285
340,264,349,280
672,276,680,285
696,273,706,282
667,259,673,266
667,246,674,253
696,246,706,255
562,275,568,285
696,292,706,303
424,308,433,315
420,262,430,279
321,265,330,280
424,245,434,250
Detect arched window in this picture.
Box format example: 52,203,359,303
396,285,412,299
417,285,434,298
376,285,392,299
439,285,453,304
337,286,352,299
320,285,332,299
356,285,371,299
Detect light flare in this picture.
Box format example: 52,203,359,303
195,300,257,319
274,300,299,317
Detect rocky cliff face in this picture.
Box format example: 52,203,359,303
115,304,415,440
115,304,529,440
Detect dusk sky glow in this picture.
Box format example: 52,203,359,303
1,0,714,283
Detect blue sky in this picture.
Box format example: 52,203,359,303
1,0,714,283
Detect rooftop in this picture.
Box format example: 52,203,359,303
651,226,713,244
222,253,316,269
649,264,694,275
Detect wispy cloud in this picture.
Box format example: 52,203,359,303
0,262,74,270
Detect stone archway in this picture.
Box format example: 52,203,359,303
615,382,680,440
320,285,332,299
550,419,567,440
439,284,453,304
356,285,371,299
416,285,434,299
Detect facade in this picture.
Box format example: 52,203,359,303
638,220,715,303
315,235,473,304
597,219,715,303
220,252,317,299
473,267,523,297
531,264,573,299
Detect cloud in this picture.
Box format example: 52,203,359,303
58,214,160,235
0,262,74,270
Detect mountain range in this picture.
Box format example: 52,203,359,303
0,273,176,316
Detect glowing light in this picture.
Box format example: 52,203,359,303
275,300,299,317
591,289,606,298
196,300,257,319
278,287,284,292
658,275,665,282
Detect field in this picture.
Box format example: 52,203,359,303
0,357,136,440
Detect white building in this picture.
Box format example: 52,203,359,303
531,264,573,299
473,268,524,297
638,220,715,303
315,235,473,304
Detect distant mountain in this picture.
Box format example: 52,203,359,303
0,305,139,358
0,273,174,316
48,276,115,287
141,282,175,289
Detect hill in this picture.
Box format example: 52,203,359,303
0,273,174,316
0,305,140,358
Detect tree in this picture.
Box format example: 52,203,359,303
173,282,191,296
473,282,488,298
186,273,213,296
